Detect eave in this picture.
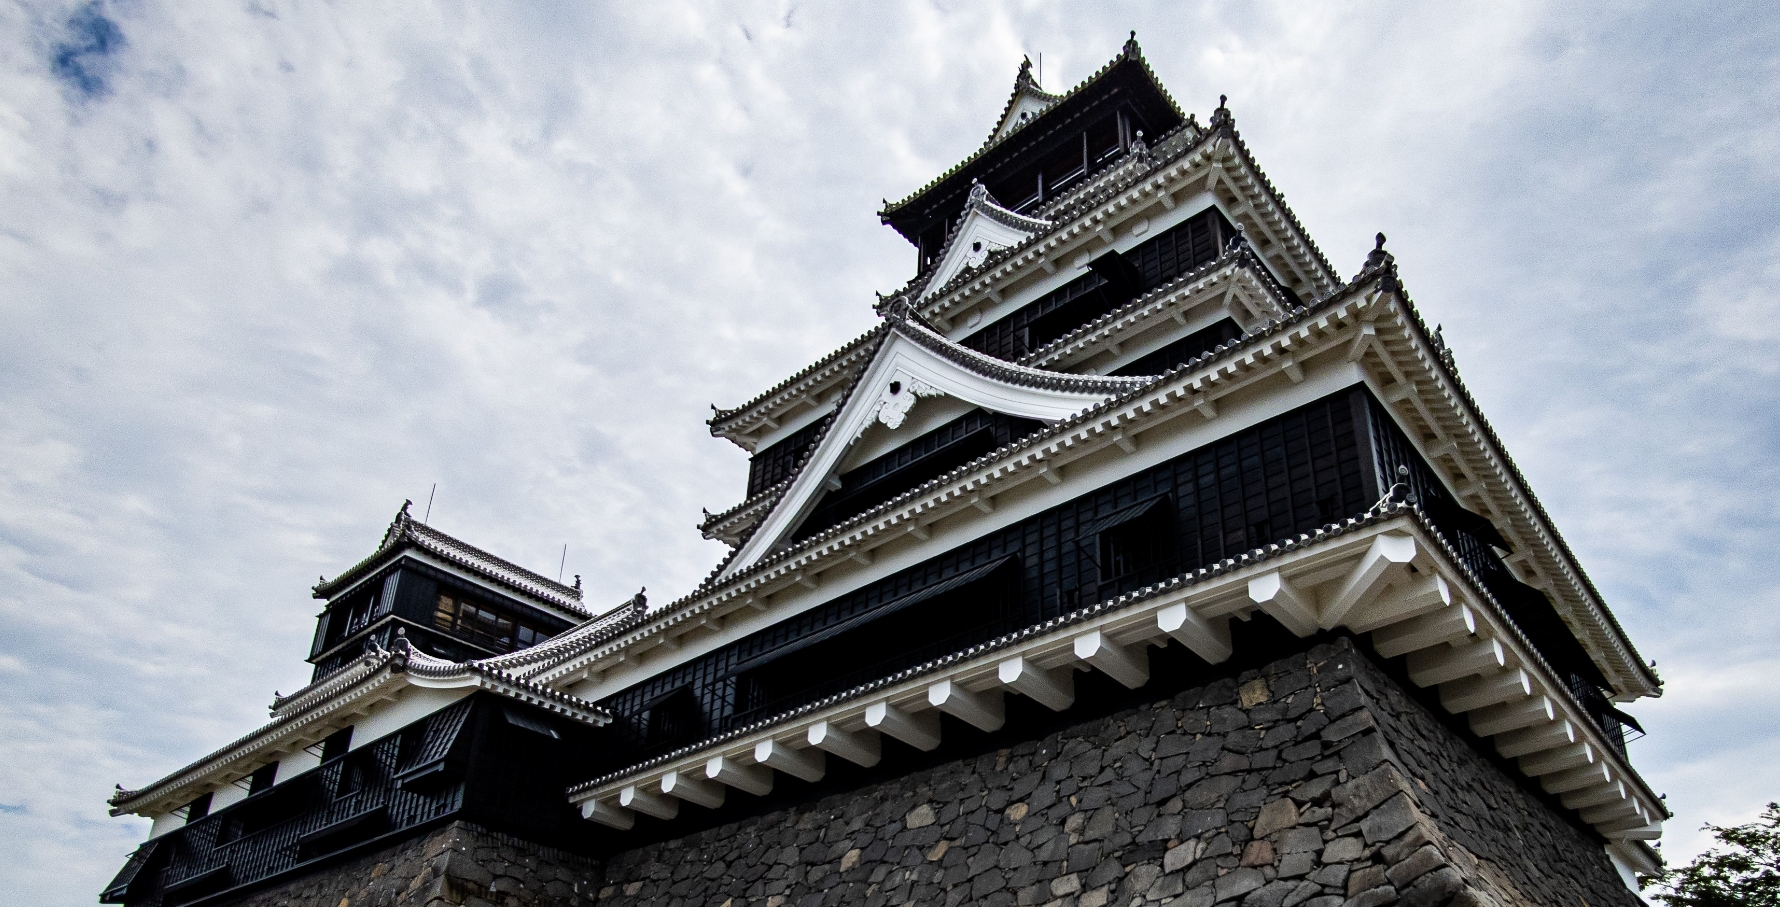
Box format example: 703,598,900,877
109,642,612,818
881,38,1185,243
700,486,783,547
1017,245,1296,371
718,311,1149,576
566,508,1665,848
904,113,1340,337
531,267,1654,703
709,327,883,450
315,508,588,618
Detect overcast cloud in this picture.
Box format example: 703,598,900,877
1,1,1776,902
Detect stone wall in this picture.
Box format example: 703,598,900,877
592,638,1639,907
214,820,602,907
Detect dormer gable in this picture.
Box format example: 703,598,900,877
918,182,1052,303
719,306,1147,577
987,58,1062,145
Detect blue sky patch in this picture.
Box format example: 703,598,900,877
50,1,125,97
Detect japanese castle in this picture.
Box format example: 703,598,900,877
104,37,1666,907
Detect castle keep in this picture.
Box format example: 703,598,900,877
104,37,1665,907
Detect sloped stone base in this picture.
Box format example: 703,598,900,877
592,638,1638,907
213,821,601,907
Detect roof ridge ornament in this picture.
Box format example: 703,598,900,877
965,178,990,209
1212,94,1231,127
1123,30,1141,60
1227,220,1249,252
1364,232,1394,271
1364,232,1401,296
1128,128,1151,162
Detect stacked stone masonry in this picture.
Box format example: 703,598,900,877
214,821,602,907
593,638,1639,907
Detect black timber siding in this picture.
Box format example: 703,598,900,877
1110,318,1244,377
792,409,1044,543
307,562,575,682
959,207,1234,361
746,417,830,499
589,386,1378,772
104,695,600,907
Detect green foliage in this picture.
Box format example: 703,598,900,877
1650,803,1780,907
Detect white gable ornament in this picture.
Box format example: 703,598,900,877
918,182,1053,303
869,374,942,433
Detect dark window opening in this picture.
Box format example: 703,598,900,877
181,792,211,825
318,727,353,764
332,751,373,801
318,587,383,653
1074,496,1177,602
732,558,1021,724
433,590,553,655
643,687,704,750
245,763,277,796
502,706,561,739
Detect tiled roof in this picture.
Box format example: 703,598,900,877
708,326,884,438
981,56,1063,151
568,502,1414,794
536,257,1657,700
880,34,1183,221
313,503,587,616
1017,244,1294,368
110,632,617,815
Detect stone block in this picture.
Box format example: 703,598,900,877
1360,795,1418,845
1253,798,1300,838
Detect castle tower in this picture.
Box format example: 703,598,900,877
104,38,1664,907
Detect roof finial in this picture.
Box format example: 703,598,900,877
967,177,989,208
1212,94,1231,127
1364,231,1395,272
1129,129,1149,159
1123,30,1141,59
399,498,412,518
574,574,582,591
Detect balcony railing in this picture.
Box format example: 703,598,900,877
105,702,470,907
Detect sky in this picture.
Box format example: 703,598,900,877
1,1,1776,903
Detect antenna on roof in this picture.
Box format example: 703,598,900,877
558,544,568,583
1038,53,1042,87
423,483,437,522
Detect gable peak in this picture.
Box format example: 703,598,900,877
989,57,1063,146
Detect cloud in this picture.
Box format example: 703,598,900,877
1,1,1776,902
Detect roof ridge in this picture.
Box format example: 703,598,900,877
881,42,1174,218
709,325,885,434
313,503,587,615
979,56,1065,151
1017,243,1289,367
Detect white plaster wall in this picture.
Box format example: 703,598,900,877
276,747,320,780
841,394,978,471
147,810,183,839
210,781,247,811
351,685,474,749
